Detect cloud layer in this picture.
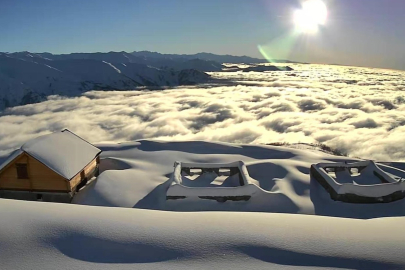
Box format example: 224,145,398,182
1,64,405,161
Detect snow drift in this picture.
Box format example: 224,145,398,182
1,198,405,269
66,140,405,219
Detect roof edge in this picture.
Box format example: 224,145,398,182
20,129,101,179
0,149,24,175
61,129,101,151
23,152,69,180
24,151,101,181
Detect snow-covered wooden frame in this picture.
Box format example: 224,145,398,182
311,160,405,203
166,161,257,202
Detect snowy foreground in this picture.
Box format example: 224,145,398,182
1,199,405,270
2,140,405,269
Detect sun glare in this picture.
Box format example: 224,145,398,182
294,0,327,33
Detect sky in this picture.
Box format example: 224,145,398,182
1,0,404,70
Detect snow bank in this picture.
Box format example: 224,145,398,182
1,198,405,270
70,140,405,219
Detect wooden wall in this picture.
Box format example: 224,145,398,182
69,158,98,191
0,153,99,193
26,155,69,191
0,154,31,190
0,153,70,192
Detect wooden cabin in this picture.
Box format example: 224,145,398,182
0,129,101,202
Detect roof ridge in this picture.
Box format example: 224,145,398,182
61,129,99,149
18,130,101,180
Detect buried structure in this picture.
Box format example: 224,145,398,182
311,160,405,203
0,129,101,202
166,161,257,202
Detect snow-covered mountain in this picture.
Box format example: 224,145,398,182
0,52,212,109
32,51,224,72
131,51,300,64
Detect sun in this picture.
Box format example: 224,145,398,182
294,0,327,33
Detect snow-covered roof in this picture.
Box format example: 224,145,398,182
0,149,23,173
21,129,101,180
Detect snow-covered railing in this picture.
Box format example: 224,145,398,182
311,160,405,203
167,161,257,202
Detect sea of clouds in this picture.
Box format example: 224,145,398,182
1,64,405,161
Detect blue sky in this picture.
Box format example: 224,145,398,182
1,0,404,70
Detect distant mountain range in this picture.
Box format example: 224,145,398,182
0,51,293,109
130,51,289,64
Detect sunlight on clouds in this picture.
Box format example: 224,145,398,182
1,64,405,161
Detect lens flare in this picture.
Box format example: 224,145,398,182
293,0,327,33
258,30,298,63
258,0,328,63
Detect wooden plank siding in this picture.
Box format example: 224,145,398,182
0,154,31,190
69,158,98,191
0,152,69,192
26,154,69,191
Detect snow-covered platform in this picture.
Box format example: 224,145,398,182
166,161,257,202
311,160,405,203
35,140,405,219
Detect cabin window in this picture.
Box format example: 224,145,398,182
16,163,29,179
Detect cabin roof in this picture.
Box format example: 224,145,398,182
18,129,101,180
21,129,101,180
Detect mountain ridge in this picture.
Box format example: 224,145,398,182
131,50,299,64
0,50,297,109
3,50,295,64
0,51,213,109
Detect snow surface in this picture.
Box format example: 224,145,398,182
21,130,100,180
2,140,405,269
1,198,405,270
71,140,405,219
0,52,213,109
